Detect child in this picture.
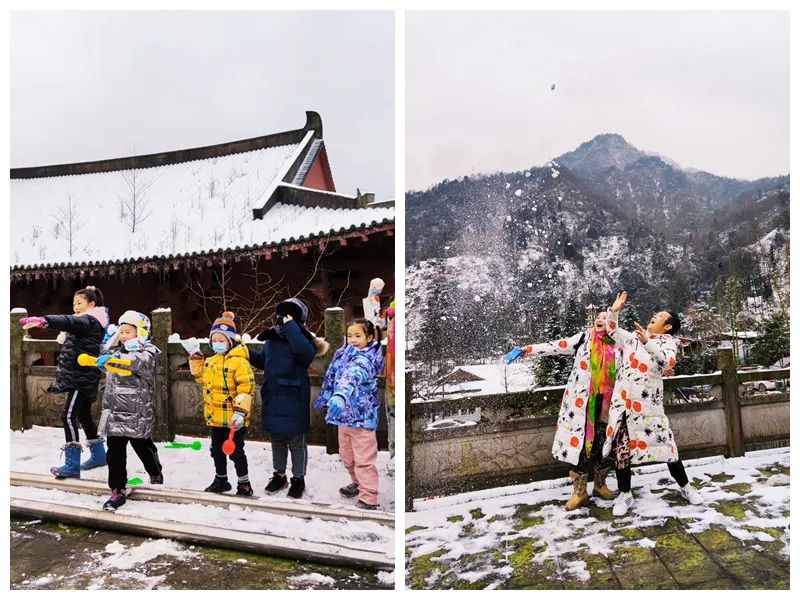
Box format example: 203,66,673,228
602,291,703,516
189,311,255,496
250,298,329,499
20,285,110,478
315,318,386,510
95,311,164,511
506,310,622,510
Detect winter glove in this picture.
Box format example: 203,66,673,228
230,412,245,429
503,347,526,364
327,394,347,420
95,354,113,369
19,316,47,330
180,337,201,356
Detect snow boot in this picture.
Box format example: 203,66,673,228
355,499,379,510
592,467,616,500
565,471,589,511
339,482,359,498
287,476,305,499
679,484,703,505
236,481,254,497
204,476,232,494
265,471,288,494
103,489,127,511
80,438,107,470
149,473,164,485
613,491,634,517
50,442,82,479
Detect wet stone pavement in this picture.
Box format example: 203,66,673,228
406,456,790,590
11,519,392,590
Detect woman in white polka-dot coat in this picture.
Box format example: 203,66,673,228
515,312,624,510
600,291,703,516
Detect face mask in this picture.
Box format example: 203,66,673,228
124,338,143,352
212,342,228,355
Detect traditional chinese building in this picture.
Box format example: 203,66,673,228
11,111,395,337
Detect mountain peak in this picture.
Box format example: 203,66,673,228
557,133,645,176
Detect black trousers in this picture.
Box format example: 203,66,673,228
61,389,97,443
616,460,689,493
574,394,612,475
210,426,249,480
107,436,162,491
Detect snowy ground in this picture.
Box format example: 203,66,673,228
11,425,395,587
406,448,790,590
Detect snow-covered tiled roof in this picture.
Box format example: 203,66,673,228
11,132,393,269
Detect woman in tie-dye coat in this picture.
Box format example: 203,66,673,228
513,311,624,511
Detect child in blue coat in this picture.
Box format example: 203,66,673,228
315,319,385,509
250,298,328,499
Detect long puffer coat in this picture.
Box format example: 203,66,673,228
315,342,385,430
601,307,680,464
101,342,161,439
250,320,328,435
45,307,109,402
521,329,623,465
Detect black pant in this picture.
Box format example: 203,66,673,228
574,394,612,475
616,460,689,493
210,426,249,480
107,436,162,491
61,389,97,443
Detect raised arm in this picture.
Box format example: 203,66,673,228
605,291,635,344
522,330,588,359
282,320,316,368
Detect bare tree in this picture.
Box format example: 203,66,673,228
53,194,82,259
119,168,155,233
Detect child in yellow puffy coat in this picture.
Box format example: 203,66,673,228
189,311,255,496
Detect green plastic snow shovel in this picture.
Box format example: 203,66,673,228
127,477,144,486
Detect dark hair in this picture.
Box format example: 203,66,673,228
75,285,105,307
347,318,382,344
665,311,681,335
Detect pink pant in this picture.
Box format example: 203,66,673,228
338,426,379,505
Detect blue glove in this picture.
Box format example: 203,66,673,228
230,412,245,429
503,347,526,364
327,395,346,420
96,354,112,369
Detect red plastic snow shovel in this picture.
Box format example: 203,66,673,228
222,422,237,456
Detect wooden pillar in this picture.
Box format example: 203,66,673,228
323,307,346,455
719,348,744,457
10,309,28,431
405,369,414,513
151,308,173,442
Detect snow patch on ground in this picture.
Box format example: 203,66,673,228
287,573,336,588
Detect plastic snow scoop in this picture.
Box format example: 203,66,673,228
503,347,526,364
164,440,202,450
127,477,144,486
222,423,238,456
78,353,133,376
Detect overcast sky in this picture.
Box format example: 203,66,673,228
11,11,394,200
407,11,789,191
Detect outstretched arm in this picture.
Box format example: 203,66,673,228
521,330,588,359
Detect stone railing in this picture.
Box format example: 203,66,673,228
10,307,388,450
405,349,789,509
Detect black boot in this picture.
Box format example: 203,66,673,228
265,471,288,494
236,481,254,497
288,476,305,499
204,476,231,494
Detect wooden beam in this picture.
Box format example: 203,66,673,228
10,498,393,571
10,471,394,525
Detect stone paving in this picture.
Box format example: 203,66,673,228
11,519,391,590
406,453,790,590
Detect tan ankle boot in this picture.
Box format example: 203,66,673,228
565,471,589,511
593,467,616,500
